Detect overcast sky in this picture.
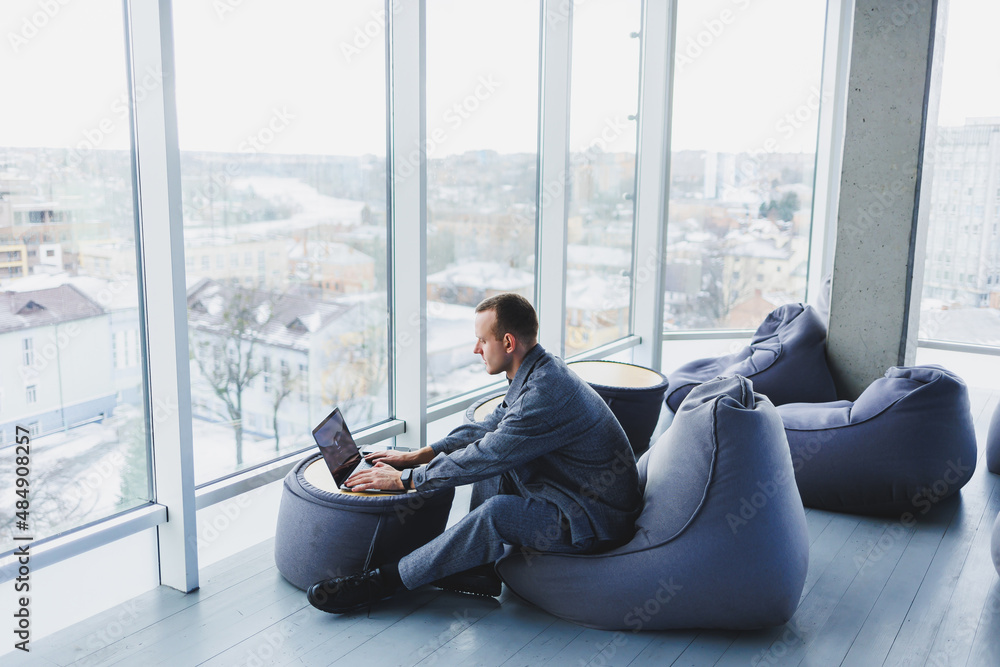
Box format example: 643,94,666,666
0,0,996,158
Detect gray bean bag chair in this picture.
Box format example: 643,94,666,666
495,375,809,630
665,303,836,411
777,366,977,515
987,402,1000,475
274,453,455,590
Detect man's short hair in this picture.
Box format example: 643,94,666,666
476,293,538,344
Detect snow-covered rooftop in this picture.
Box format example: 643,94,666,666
427,261,533,290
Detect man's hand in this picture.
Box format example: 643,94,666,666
345,462,404,492
364,446,435,469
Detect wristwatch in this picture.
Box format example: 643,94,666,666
400,468,414,491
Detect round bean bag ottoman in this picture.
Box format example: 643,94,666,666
567,360,669,457
993,511,1000,578
496,375,809,630
274,453,455,590
464,393,505,424
665,303,836,412
777,365,977,515
987,401,1000,475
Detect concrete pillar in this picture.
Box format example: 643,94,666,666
826,0,947,399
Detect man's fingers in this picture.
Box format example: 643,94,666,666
347,471,372,485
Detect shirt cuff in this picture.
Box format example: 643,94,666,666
412,464,428,490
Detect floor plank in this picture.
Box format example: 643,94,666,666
715,513,862,666
325,592,504,667
624,632,698,666
882,468,999,664
498,617,587,666
922,477,1000,666
839,496,961,665
967,578,1000,666
414,596,559,667
798,513,916,665
753,518,889,664
282,589,446,666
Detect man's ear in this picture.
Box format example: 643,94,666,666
504,332,516,353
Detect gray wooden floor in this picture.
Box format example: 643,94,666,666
13,388,1000,666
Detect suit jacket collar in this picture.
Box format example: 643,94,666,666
504,343,545,403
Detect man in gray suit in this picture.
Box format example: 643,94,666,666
308,293,641,613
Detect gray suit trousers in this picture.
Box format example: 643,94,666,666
397,481,594,590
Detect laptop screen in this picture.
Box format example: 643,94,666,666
312,408,362,487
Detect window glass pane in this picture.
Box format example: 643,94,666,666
565,0,641,356
425,0,540,402
665,0,825,330
0,1,150,553
172,0,389,484
918,0,1000,348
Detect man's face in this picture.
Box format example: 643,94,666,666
473,309,513,377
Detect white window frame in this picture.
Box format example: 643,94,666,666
22,337,34,367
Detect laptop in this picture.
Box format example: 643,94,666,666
313,407,404,494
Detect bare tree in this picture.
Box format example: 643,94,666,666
190,286,276,466
270,360,300,452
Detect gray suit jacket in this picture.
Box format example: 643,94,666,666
411,344,642,547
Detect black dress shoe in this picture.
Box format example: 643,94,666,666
432,564,502,598
307,568,399,613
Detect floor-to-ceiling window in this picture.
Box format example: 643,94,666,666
171,0,390,484
0,0,150,553
425,0,541,402
663,0,827,333
918,0,1000,359
564,0,642,358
